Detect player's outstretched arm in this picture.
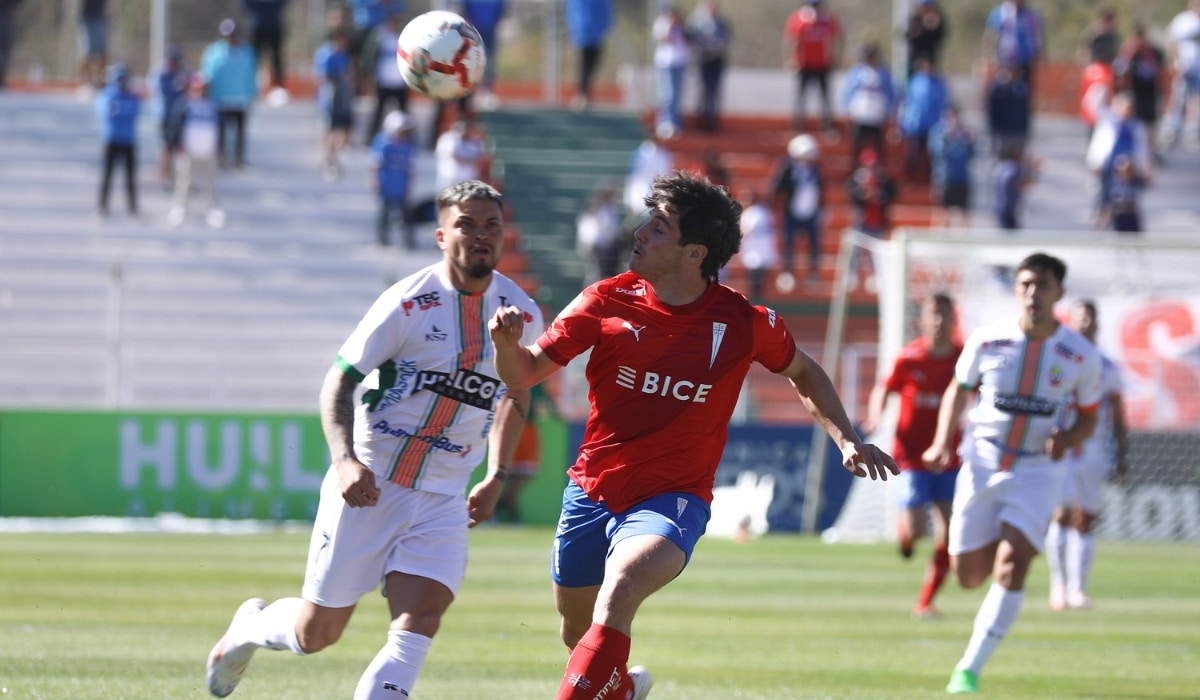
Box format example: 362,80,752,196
488,306,560,390
781,347,899,481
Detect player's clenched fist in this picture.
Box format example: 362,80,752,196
489,306,526,346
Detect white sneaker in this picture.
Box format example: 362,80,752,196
167,207,186,228
266,87,289,107
1049,582,1067,611
206,598,266,697
628,665,654,700
205,208,226,229
1066,591,1093,610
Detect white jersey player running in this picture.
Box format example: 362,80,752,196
1045,300,1129,611
923,253,1103,695
204,180,543,699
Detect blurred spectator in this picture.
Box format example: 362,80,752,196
0,0,22,89
847,148,895,292
565,0,612,110
623,130,673,215
313,28,355,181
1077,7,1120,67
699,148,730,190
566,0,614,110
363,11,409,145
1078,47,1115,143
349,0,405,84
983,0,1043,95
155,46,190,189
460,0,507,109
1085,87,1153,227
840,43,896,166
899,57,948,182
576,182,625,285
201,18,259,170
370,111,418,249
769,133,823,292
991,141,1036,231
95,63,140,219
1114,24,1165,159
651,4,689,139
783,0,842,132
435,117,490,191
242,0,291,105
928,104,976,229
687,1,732,132
79,0,108,90
1097,155,1145,233
905,0,946,77
1161,0,1200,148
737,189,780,301
986,66,1030,156
168,75,225,230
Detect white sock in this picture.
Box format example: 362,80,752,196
354,630,432,700
235,597,307,655
1066,529,1095,595
957,583,1024,676
1044,521,1066,590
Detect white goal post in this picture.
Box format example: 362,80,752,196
820,228,1200,543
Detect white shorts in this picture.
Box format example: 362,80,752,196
1058,453,1109,514
301,466,469,608
948,450,1067,556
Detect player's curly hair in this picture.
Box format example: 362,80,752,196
643,170,743,283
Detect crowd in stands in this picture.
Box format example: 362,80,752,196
12,1,1197,283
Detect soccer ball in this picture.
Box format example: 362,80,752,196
396,10,486,101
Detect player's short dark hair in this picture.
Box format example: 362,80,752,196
644,170,742,283
437,180,503,214
1016,252,1067,284
929,292,955,310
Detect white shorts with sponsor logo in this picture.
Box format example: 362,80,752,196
948,442,1068,556
301,466,469,608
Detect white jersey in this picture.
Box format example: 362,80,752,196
334,263,543,496
957,319,1102,470
1066,353,1123,472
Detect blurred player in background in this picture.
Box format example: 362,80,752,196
204,180,542,700
1045,300,1128,611
923,252,1102,695
864,293,961,619
489,170,897,700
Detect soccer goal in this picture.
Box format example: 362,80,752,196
820,228,1200,543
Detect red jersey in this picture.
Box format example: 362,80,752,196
882,337,962,472
785,8,841,70
1078,61,1114,126
537,272,797,513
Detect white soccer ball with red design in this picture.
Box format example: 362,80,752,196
396,10,486,101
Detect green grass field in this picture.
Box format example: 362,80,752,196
0,527,1197,699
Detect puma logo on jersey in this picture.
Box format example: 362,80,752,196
622,320,646,341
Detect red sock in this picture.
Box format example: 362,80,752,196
917,544,950,608
556,623,633,700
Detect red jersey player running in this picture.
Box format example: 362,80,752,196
865,293,962,619
489,170,897,700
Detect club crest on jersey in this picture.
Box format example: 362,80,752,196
1048,365,1063,387
710,322,726,368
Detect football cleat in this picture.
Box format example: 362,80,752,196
206,598,266,697
628,664,654,700
1066,591,1094,610
946,668,978,694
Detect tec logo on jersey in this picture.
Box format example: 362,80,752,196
402,292,442,316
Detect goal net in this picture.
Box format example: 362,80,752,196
822,228,1200,543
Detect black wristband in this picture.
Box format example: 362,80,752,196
492,466,508,482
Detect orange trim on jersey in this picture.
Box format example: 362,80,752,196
999,338,1044,471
